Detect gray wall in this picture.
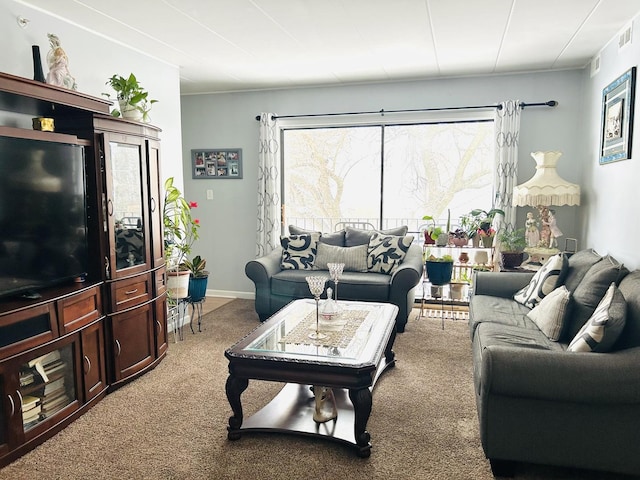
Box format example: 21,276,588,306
580,14,640,270
1,0,184,185
181,69,586,296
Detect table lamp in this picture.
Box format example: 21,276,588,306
513,151,580,253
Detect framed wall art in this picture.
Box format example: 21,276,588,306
600,66,636,165
192,149,243,179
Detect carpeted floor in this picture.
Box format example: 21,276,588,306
0,300,635,480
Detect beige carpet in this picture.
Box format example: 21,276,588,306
0,300,635,480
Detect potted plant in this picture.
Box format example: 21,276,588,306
163,177,200,298
422,209,451,246
424,252,454,286
181,255,209,302
498,227,527,269
449,228,468,247
103,73,158,122
465,208,505,246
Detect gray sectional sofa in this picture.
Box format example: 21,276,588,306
469,248,640,477
245,225,423,332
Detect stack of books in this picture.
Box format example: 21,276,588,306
21,395,41,429
18,349,73,426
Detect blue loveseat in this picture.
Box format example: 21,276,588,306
245,225,423,332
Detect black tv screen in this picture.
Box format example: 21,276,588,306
0,135,89,299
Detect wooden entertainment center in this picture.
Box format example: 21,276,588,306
0,72,167,466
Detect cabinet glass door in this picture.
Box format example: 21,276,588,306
19,344,76,433
109,141,147,272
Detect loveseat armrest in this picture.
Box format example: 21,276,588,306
482,345,640,404
389,243,423,332
473,271,534,298
245,247,283,320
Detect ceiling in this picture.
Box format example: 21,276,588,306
17,0,640,95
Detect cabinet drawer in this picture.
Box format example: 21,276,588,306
110,273,152,312
153,267,167,297
57,287,103,334
0,304,58,360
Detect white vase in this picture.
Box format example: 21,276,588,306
119,99,143,121
474,250,489,265
167,270,190,299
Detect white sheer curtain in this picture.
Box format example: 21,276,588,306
494,100,521,231
255,113,281,256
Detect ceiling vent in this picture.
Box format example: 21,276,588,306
590,55,600,77
619,23,633,50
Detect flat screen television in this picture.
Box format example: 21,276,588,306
0,135,89,299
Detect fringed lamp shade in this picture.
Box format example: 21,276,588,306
513,151,580,207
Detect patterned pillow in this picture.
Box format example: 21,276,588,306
314,243,368,272
513,253,568,308
567,283,626,352
367,233,414,274
280,233,320,270
526,285,571,341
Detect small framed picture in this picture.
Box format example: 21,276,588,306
192,149,243,179
600,67,636,165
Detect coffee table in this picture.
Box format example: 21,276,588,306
224,299,399,457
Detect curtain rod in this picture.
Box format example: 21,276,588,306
255,100,557,121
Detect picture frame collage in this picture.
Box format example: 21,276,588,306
192,149,243,179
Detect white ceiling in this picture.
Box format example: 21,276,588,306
17,0,640,95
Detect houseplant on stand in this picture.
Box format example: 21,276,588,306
465,208,505,247
103,73,158,122
497,227,527,269
163,177,200,299
181,255,209,302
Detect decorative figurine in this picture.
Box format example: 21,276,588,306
543,209,563,249
525,211,540,247
312,385,338,423
46,33,77,90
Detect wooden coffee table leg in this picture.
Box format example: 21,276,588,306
225,374,248,440
349,387,372,457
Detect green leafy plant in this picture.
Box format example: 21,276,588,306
498,227,527,252
465,208,505,237
163,177,200,269
180,255,208,278
422,209,451,241
103,73,158,122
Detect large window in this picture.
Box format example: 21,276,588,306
282,115,495,234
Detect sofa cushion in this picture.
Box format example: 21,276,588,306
563,255,629,341
469,295,536,338
280,233,320,270
345,225,408,246
288,225,345,246
367,233,414,274
513,253,568,308
563,248,603,293
568,283,626,352
313,243,368,272
526,285,571,341
472,322,564,394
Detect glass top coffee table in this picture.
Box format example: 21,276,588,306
224,299,399,457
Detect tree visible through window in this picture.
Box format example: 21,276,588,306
282,119,494,233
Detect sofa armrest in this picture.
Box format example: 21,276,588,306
482,345,640,404
473,271,534,298
245,247,283,320
390,243,423,287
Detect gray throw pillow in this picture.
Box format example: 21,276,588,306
367,233,414,274
564,255,628,341
563,248,603,293
280,233,320,270
567,283,626,353
526,285,571,341
288,225,346,246
345,225,408,247
513,253,568,308
313,243,368,272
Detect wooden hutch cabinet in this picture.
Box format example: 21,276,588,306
0,72,167,466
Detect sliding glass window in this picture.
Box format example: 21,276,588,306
281,114,495,234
